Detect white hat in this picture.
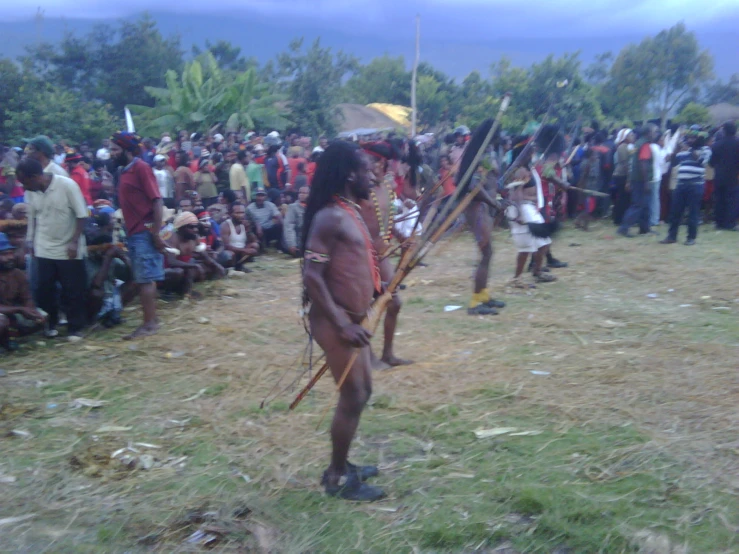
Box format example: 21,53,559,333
96,148,110,161
254,144,265,154
312,146,324,154
153,154,166,163
267,131,280,138
213,133,224,142
616,128,633,144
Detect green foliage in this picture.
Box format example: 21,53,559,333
3,82,118,145
673,102,712,125
601,23,713,124
705,73,739,106
23,14,184,112
277,38,358,137
192,40,257,72
342,55,410,106
131,52,289,135
0,58,25,140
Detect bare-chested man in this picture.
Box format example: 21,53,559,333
220,202,259,271
302,141,385,502
448,122,507,316
360,142,412,368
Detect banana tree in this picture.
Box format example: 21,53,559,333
129,53,289,135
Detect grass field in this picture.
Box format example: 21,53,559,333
2,221,738,553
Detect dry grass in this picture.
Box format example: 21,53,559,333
1,221,738,553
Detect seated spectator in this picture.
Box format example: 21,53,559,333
190,190,205,211
178,197,193,213
194,207,230,267
161,212,225,298
221,202,259,271
1,216,27,271
283,186,308,257
85,214,134,328
247,188,283,249
0,232,46,351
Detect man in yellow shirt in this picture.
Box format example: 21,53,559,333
229,150,250,202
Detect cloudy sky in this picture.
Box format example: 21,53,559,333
5,0,739,37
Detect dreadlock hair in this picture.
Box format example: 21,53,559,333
537,124,565,159
510,135,532,167
301,141,362,308
404,140,422,189
456,118,495,195
301,141,362,255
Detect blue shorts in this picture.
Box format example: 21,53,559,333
128,231,164,284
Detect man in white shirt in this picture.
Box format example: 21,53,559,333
17,158,89,340
23,135,68,177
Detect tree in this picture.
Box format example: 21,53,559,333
415,75,448,129
3,83,118,145
23,14,184,112
130,53,288,135
648,23,713,127
600,42,655,120
277,38,358,137
705,74,739,106
192,40,257,73
342,56,410,106
0,59,24,140
672,102,711,126
584,52,613,85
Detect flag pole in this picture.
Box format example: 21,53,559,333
411,14,420,137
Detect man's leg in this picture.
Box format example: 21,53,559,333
34,258,59,331
665,186,685,242
57,259,88,335
161,268,187,296
124,233,164,340
514,252,529,279
312,315,384,501
638,182,652,234
619,181,643,235
649,179,661,227
714,185,728,229
379,258,412,366
0,314,10,350
686,185,702,242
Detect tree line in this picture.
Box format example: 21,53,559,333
1,15,737,145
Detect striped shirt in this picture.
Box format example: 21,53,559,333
675,150,707,187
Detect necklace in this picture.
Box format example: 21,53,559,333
370,172,397,245
335,196,382,294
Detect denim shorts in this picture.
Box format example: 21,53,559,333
127,231,164,284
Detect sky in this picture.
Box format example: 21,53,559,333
4,0,739,37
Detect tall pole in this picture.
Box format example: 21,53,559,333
411,14,420,137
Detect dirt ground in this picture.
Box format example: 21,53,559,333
1,221,738,553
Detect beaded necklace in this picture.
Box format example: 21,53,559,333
334,195,382,294
370,171,397,245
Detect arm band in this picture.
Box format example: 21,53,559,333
304,250,330,263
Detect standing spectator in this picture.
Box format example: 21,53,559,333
288,148,307,187
247,147,265,190
174,151,195,205
110,131,166,340
612,129,634,224
293,162,309,189
24,136,68,177
229,150,251,202
16,158,88,340
660,137,710,246
153,155,175,208
618,125,657,238
710,121,739,231
141,138,156,166
66,152,93,206
283,186,308,257
195,159,218,207
246,188,282,249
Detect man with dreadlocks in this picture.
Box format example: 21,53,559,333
301,141,385,502
360,141,413,367
457,121,507,316
110,131,166,340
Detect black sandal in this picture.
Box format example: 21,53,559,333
324,471,386,502
321,462,379,485
468,305,498,316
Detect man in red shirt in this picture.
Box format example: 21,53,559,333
65,152,92,205
110,131,166,340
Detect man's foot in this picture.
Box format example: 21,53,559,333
508,278,529,289
381,354,414,367
534,273,558,283
685,239,696,246
468,305,498,316
617,228,634,238
44,328,59,339
321,462,379,485
324,472,386,502
370,357,391,371
659,238,677,244
122,322,160,341
547,258,568,269
484,299,506,309
67,333,83,343
186,290,204,301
